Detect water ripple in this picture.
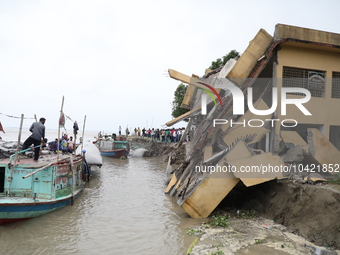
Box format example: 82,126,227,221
0,157,203,255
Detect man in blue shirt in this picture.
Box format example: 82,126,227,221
22,117,46,161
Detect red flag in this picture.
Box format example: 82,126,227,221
59,112,65,127
0,121,5,133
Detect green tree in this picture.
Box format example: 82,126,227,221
171,83,189,119
209,50,240,70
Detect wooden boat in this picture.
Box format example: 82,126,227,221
0,152,90,225
96,137,130,158
0,97,91,225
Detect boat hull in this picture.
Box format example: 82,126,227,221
0,190,82,225
96,138,130,158
99,149,129,158
0,154,89,225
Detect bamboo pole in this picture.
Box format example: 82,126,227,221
73,122,77,155
70,156,75,205
80,115,86,153
8,114,24,195
57,96,65,161
14,114,24,165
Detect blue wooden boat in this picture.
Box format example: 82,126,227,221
96,137,130,158
0,152,90,225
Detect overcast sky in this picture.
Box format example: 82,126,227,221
0,0,339,134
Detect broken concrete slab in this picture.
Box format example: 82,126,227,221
308,128,340,169
177,141,255,218
203,146,213,162
281,145,305,163
304,172,328,184
165,173,177,194
180,171,240,218
227,152,285,187
177,140,284,218
281,130,308,152
224,140,254,161
227,28,273,85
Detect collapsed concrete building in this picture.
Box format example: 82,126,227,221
165,24,340,218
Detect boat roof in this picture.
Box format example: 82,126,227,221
0,154,80,168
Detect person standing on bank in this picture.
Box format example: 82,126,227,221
22,117,46,161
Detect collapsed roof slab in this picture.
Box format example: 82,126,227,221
274,23,340,45
307,128,340,168
227,29,273,85
181,171,239,218
179,140,251,218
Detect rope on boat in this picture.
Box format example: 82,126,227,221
0,112,35,119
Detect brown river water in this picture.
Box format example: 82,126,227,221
0,155,202,255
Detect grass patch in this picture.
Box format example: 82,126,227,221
207,214,230,228
185,228,202,236
328,178,340,185
240,209,257,219
210,251,224,255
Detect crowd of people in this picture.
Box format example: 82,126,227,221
22,118,75,161
131,127,189,142
47,134,75,153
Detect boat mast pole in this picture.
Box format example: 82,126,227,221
73,123,77,155
8,114,24,196
80,115,86,153
57,96,64,161
14,114,24,165
70,156,75,205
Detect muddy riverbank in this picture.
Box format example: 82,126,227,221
129,137,186,159
187,180,340,254
188,211,339,255
129,138,340,254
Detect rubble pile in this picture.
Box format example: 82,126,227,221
164,25,340,219
129,138,186,159
164,24,340,252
